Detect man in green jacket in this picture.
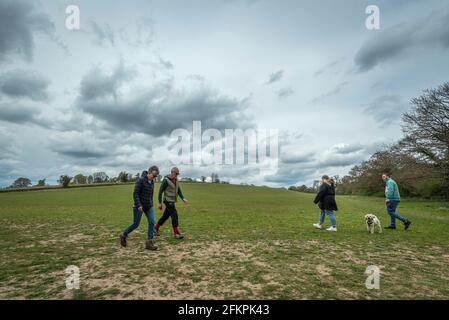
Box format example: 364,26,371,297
154,167,189,239
382,173,412,230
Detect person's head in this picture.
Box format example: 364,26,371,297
329,178,335,186
321,175,330,183
381,172,391,182
170,167,180,179
147,165,159,180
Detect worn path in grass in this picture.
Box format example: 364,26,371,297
0,183,448,299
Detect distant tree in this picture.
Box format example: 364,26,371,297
12,177,32,189
211,173,219,183
73,174,87,185
93,172,109,183
87,175,93,184
118,171,130,183
35,179,46,187
289,185,314,193
58,175,72,188
157,174,162,182
201,176,206,183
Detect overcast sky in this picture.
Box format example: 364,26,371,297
1,0,449,187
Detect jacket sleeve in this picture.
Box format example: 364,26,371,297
385,180,395,199
158,178,168,203
314,185,327,204
133,179,143,208
177,184,185,200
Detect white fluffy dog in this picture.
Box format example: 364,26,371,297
364,214,382,234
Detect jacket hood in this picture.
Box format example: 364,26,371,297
141,170,148,178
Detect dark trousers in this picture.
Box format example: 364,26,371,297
157,201,179,227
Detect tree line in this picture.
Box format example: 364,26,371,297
287,82,449,199
337,82,449,199
6,172,225,189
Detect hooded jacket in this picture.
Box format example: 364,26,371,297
133,171,155,210
314,182,338,211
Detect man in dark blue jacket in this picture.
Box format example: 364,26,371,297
120,166,159,250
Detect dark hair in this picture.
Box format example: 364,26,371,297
148,165,159,174
321,175,330,180
382,171,392,177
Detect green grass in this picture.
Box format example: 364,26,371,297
0,183,448,299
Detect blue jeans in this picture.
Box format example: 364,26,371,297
123,207,155,240
386,200,408,227
319,209,337,227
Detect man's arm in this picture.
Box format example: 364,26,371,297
133,179,143,208
385,180,395,199
178,184,185,201
158,178,168,204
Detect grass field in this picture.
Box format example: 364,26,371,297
0,183,448,300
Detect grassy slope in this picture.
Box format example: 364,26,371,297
0,183,448,299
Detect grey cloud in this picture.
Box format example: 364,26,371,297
331,143,364,155
57,150,107,159
0,103,41,124
0,69,50,101
186,74,205,82
48,131,113,161
77,63,254,137
318,156,364,168
118,17,155,48
355,8,449,72
311,81,348,104
159,57,174,70
0,0,55,62
90,21,115,47
79,61,135,101
318,143,378,168
265,70,284,85
364,94,409,127
264,165,317,185
315,58,345,76
277,87,295,99
280,152,315,164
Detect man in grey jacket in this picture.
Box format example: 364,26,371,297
154,167,189,239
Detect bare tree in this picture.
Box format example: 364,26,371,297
401,82,449,192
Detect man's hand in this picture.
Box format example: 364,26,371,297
138,206,144,213
158,203,163,210
182,198,189,204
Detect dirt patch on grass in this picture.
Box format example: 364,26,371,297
2,223,449,300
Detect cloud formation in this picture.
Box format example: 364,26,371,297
77,62,254,137
0,69,50,101
363,94,409,127
265,70,284,85
355,8,449,72
0,0,55,62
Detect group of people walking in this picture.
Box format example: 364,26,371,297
119,166,188,251
312,173,412,232
119,167,412,250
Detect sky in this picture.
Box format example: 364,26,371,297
1,0,449,187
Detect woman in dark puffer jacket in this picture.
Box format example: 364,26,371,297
313,175,338,232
